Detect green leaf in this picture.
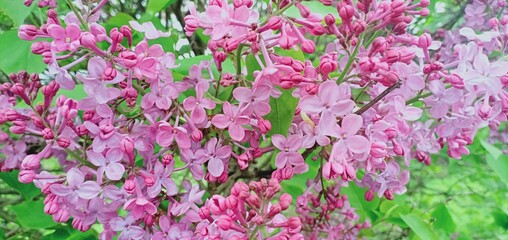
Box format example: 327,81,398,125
147,0,176,14
481,140,508,187
432,203,456,233
11,200,58,229
0,170,40,200
492,209,508,230
400,214,438,240
104,12,134,33
0,0,35,26
0,30,46,74
342,182,380,221
264,89,298,136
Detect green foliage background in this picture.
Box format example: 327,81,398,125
0,0,506,239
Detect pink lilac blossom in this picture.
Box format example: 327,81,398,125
2,0,507,239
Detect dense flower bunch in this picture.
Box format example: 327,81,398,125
2,0,507,238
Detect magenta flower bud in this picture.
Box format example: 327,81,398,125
378,72,398,87
338,4,355,20
231,181,249,198
191,129,203,142
267,203,282,218
370,141,387,158
19,170,35,183
53,209,70,223
416,151,431,165
110,28,123,51
143,175,155,187
226,195,238,209
56,137,70,148
42,81,59,97
296,2,310,18
279,193,292,210
76,124,88,136
364,189,375,201
19,25,39,40
123,179,136,194
80,32,97,48
216,215,233,231
324,14,336,26
47,9,58,19
233,0,253,8
278,35,292,50
288,217,302,233
120,25,132,46
305,83,319,95
392,140,405,156
419,0,430,7
21,154,41,170
184,15,200,35
446,74,464,89
418,33,432,49
72,218,91,232
42,51,53,64
81,32,105,56
44,200,60,214
489,18,500,28
267,16,282,30
320,0,333,6
120,136,134,152
119,51,138,68
391,0,406,14
198,206,211,219
257,118,272,134
301,40,315,54
353,20,367,35
161,153,174,166
370,37,388,56
478,103,493,120
101,67,118,81
384,189,394,200
144,214,155,227
41,128,54,140
24,0,34,6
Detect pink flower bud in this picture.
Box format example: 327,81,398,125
192,129,203,142
364,189,375,201
41,128,54,140
144,214,155,227
418,33,432,49
216,215,233,230
258,118,272,134
19,25,38,40
384,189,394,200
226,195,238,209
370,141,387,158
57,137,71,148
279,193,292,210
338,4,354,20
102,67,118,81
419,0,430,7
72,218,91,232
44,200,60,214
287,217,302,233
19,170,35,183
53,209,70,222
21,154,41,170
296,2,310,18
391,0,406,14
324,14,336,26
233,0,253,8
119,51,138,68
162,153,174,165
123,179,136,194
370,37,388,56
301,40,315,54
120,25,133,46
110,28,123,52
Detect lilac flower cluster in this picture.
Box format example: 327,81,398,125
3,0,508,238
